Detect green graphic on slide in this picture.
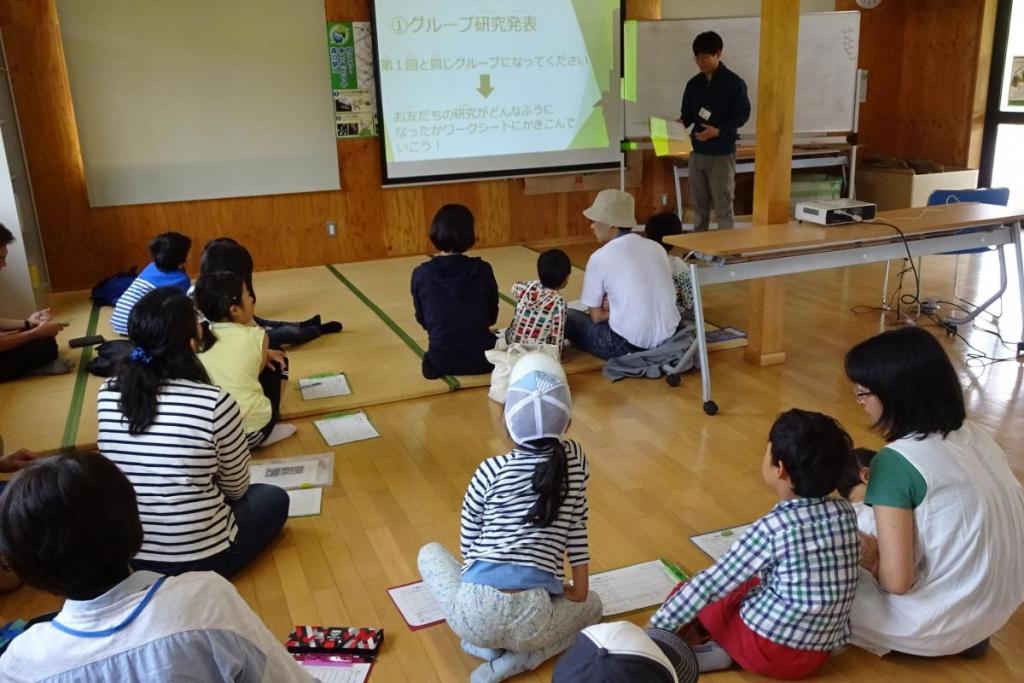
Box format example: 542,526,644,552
567,0,617,151
570,0,617,93
569,105,610,150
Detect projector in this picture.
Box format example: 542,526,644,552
795,199,877,226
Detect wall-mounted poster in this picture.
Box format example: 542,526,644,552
1009,56,1024,107
327,21,379,138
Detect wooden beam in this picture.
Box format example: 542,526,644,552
967,0,999,169
625,0,660,20
745,0,800,367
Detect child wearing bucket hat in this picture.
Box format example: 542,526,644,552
417,353,602,683
566,190,680,360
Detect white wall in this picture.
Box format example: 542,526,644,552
56,0,340,207
0,126,38,317
661,0,835,19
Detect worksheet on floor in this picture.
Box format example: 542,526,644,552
249,453,335,490
314,411,380,446
287,487,323,517
299,373,352,400
590,560,679,616
691,524,753,561
387,581,445,630
301,662,371,683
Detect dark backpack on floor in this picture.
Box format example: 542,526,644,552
86,340,133,377
91,268,138,307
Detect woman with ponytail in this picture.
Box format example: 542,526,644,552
97,287,289,577
418,353,601,683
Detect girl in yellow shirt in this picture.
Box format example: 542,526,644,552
195,272,296,448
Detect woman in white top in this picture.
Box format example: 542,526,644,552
844,326,1024,658
98,287,289,577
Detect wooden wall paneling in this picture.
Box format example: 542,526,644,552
382,186,427,256
897,1,984,167
339,138,388,261
836,0,907,159
839,0,992,168
473,181,513,247
4,0,634,290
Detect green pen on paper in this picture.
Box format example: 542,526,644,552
660,558,688,583
302,371,342,387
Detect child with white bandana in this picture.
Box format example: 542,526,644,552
417,353,602,683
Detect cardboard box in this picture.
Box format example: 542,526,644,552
856,167,979,211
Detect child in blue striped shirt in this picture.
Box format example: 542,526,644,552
111,232,191,335
650,409,860,679
418,353,602,683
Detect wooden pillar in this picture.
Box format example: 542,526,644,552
625,0,660,20
745,0,800,367
967,0,998,169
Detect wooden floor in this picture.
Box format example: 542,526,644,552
2,243,1023,682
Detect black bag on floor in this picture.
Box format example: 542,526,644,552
87,340,133,377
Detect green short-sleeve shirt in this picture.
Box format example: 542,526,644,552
864,446,928,510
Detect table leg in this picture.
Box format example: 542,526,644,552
940,247,1007,328
689,262,718,416
1014,221,1024,351
675,166,685,223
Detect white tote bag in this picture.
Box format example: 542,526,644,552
485,339,561,404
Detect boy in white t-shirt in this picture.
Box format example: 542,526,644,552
0,451,314,683
836,447,877,534
566,191,680,360
644,212,695,320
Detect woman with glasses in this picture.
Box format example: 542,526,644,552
844,326,1024,660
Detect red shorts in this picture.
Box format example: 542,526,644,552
697,578,830,679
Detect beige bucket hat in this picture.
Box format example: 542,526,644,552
583,189,638,229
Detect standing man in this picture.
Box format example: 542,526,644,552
680,31,751,232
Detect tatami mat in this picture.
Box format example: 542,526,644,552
264,265,452,421
3,246,742,454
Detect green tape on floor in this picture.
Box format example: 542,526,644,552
498,291,515,306
61,303,100,449
324,264,460,391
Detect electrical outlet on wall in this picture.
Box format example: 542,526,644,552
326,221,337,237
661,193,668,206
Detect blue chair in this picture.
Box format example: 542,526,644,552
880,187,1011,321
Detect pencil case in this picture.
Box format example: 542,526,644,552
286,626,383,657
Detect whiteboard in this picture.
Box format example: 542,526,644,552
56,0,340,207
626,12,860,139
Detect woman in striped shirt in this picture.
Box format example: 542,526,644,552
418,353,602,683
98,287,289,577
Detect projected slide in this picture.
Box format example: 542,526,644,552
373,0,622,183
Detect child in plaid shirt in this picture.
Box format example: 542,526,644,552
650,409,860,679
506,250,571,350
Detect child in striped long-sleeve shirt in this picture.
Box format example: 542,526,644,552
418,353,602,683
110,232,192,336
99,288,289,578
